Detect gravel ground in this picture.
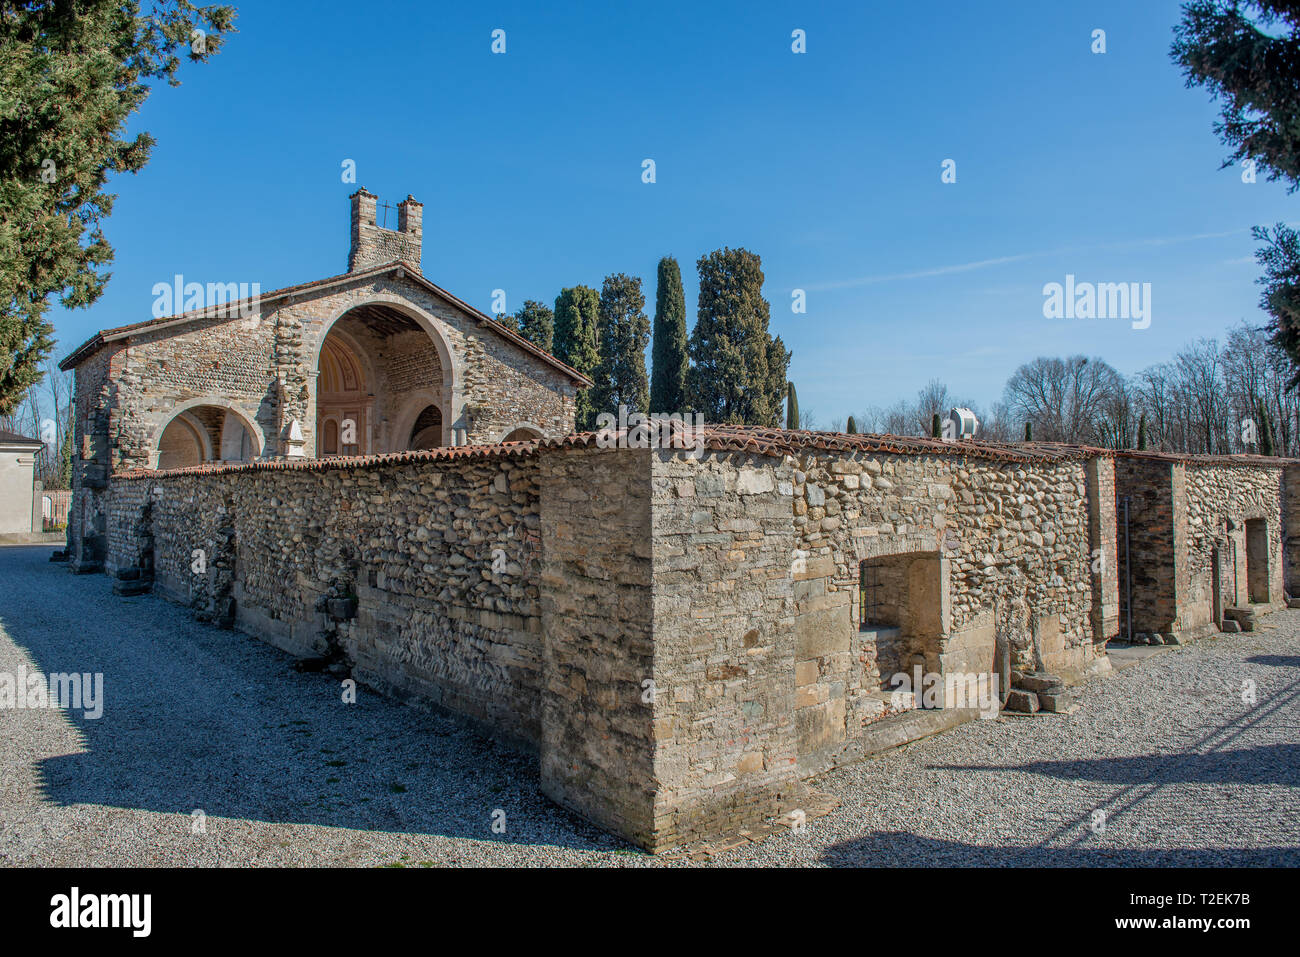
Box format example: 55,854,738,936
1,543,1296,867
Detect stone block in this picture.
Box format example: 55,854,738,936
795,602,850,660
1013,671,1061,693
1003,689,1039,713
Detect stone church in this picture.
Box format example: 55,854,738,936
60,189,590,570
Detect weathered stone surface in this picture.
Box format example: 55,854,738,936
95,433,1293,856
1004,689,1040,713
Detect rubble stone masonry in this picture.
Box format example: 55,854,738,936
101,433,1292,851
1115,453,1287,639
102,432,1127,850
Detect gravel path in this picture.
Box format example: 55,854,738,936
1,544,1296,867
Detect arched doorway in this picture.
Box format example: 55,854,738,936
317,334,369,456
315,301,452,455
500,426,542,442
408,405,443,450
157,415,207,469
155,405,258,469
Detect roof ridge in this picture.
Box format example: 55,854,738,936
57,262,593,386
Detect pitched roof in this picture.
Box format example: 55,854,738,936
58,261,593,386
0,429,43,447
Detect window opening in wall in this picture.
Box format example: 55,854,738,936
860,560,882,627
1246,518,1269,604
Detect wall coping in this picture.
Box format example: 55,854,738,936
109,424,1299,482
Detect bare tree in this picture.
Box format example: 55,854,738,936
913,378,951,435
1002,355,1126,444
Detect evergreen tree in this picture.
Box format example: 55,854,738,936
1137,411,1148,450
591,273,650,418
58,418,73,489
649,257,688,413
514,300,554,353
1025,421,1034,441
0,1,236,415
495,311,519,334
688,247,789,425
786,382,799,429
932,413,941,438
1258,398,1277,455
554,286,601,430
1172,4,1300,373
554,286,597,363
846,416,857,434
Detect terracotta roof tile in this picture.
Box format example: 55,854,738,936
115,424,1155,480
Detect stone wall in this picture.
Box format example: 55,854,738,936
784,447,1114,773
1114,457,1177,637
1115,454,1287,639
107,449,544,745
1182,461,1286,632
67,267,582,572
101,437,1290,854
647,450,802,848
537,446,658,845
68,344,119,571
1285,465,1300,596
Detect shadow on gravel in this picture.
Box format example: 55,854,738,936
818,832,1300,867
1245,655,1300,668
0,548,620,853
929,744,1300,787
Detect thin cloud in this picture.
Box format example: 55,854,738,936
809,226,1266,292
808,254,1035,291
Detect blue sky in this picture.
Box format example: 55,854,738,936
51,0,1293,422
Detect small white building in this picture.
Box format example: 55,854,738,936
0,429,43,534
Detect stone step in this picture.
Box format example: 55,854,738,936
1224,607,1258,632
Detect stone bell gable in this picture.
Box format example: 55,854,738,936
348,189,423,273
58,190,591,573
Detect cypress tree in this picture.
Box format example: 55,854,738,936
1258,399,1276,455
688,247,789,426
649,257,689,413
847,416,857,434
786,382,799,429
1025,421,1033,442
554,286,601,430
1137,412,1148,450
514,300,554,353
58,420,73,490
931,413,941,438
591,273,650,417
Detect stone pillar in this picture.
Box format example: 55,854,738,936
398,195,423,247
538,446,658,847
1086,456,1119,645
31,479,43,533
1284,464,1300,597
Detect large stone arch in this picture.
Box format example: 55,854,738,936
311,294,462,450
390,389,447,452
152,399,263,469
496,422,545,443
